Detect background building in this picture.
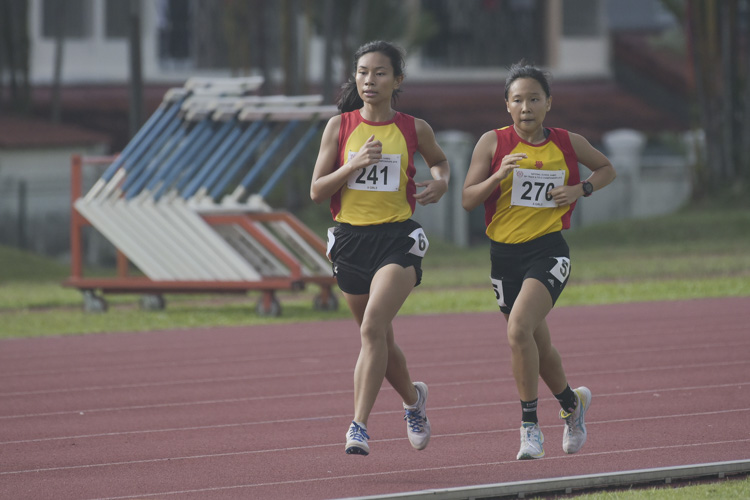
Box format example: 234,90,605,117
0,0,694,259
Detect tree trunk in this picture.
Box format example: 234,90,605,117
253,0,271,94
51,0,66,123
322,0,335,103
0,0,31,113
128,0,144,139
719,0,735,181
281,0,300,95
738,0,750,184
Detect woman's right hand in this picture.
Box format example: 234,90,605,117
349,134,382,173
493,153,527,182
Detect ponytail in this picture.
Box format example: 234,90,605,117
337,78,363,113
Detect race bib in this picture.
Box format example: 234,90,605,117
325,227,336,262
510,169,566,208
549,256,571,284
346,152,401,192
490,277,507,309
407,228,429,257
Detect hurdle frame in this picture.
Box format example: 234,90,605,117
64,153,338,316
63,79,342,316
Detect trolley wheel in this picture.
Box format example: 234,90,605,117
82,290,108,313
139,294,166,311
256,294,282,317
313,292,339,312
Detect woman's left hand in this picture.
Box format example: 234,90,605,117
414,178,448,206
548,184,580,207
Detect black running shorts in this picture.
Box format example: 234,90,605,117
327,219,427,295
489,231,571,314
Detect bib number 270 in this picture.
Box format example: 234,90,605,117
520,181,555,202
510,169,565,208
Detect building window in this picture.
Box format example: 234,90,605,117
105,0,131,39
420,0,546,69
41,0,92,39
563,0,601,36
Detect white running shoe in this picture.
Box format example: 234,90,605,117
561,386,592,454
403,382,431,450
345,421,370,455
517,422,545,460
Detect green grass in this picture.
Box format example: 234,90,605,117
1,203,749,499
0,244,71,282
530,475,750,499
1,205,749,338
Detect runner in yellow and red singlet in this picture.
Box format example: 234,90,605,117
311,40,450,457
463,61,617,460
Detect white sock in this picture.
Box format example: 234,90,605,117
405,389,421,409
353,421,367,431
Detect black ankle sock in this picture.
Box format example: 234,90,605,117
555,385,577,414
521,399,538,424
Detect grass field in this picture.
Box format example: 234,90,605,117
1,203,748,339
1,202,748,499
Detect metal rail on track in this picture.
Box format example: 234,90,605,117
346,460,750,500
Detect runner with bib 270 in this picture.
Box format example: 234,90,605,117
462,61,616,460
310,40,450,457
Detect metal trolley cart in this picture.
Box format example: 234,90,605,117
63,78,339,316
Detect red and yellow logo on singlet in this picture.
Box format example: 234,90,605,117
484,126,580,243
330,110,418,225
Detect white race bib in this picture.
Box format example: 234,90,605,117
549,256,571,284
325,227,336,262
346,152,401,192
510,169,566,208
407,228,429,257
490,277,507,309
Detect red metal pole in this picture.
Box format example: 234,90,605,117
70,154,83,279
116,250,129,277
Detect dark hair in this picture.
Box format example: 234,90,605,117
337,40,406,113
504,61,552,100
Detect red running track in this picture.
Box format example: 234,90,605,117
1,297,749,500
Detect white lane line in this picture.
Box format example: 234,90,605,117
1,336,747,379
1,402,748,449
1,378,748,424
3,437,750,499
1,357,746,400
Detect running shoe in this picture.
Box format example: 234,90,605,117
517,422,545,460
345,421,370,455
561,386,592,454
403,381,431,450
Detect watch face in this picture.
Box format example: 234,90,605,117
583,182,593,196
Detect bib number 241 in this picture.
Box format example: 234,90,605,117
346,152,401,192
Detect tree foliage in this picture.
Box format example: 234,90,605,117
308,0,438,102
663,0,750,196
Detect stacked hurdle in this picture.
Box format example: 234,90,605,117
64,77,339,316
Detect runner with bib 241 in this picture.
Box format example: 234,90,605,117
310,40,450,457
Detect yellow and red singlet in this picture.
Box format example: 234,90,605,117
330,110,418,225
484,126,581,244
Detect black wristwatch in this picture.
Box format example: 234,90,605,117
581,181,594,197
